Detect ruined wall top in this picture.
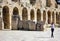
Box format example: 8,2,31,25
0,0,60,9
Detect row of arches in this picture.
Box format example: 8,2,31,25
2,6,60,29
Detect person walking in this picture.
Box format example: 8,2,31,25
51,22,55,38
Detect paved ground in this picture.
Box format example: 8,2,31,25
0,28,60,41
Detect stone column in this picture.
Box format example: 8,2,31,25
41,11,43,21
1,8,3,30
1,8,4,30
54,12,56,24
46,11,48,24
9,8,13,30
28,10,30,20
10,13,11,30
34,10,37,24
20,10,22,20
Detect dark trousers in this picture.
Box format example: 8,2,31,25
51,28,54,37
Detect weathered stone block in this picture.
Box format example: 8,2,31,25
17,20,23,30
36,21,44,31
12,16,18,30
27,20,36,31
22,21,29,30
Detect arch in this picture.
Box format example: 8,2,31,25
47,10,51,24
56,12,59,24
12,7,19,30
13,7,19,15
2,6,10,29
43,10,46,23
30,9,34,21
37,9,41,22
22,7,28,21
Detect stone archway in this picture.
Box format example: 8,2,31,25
37,9,41,22
47,11,51,24
13,7,19,15
30,9,34,21
22,7,28,21
56,12,59,24
12,7,19,30
3,6,10,29
43,10,46,23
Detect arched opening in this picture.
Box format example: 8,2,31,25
13,7,19,15
3,6,10,29
52,11,54,23
37,9,41,22
56,12,59,24
43,10,46,23
30,0,36,5
47,11,51,24
30,9,34,21
12,7,19,30
22,7,28,21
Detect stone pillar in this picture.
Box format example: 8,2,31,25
44,11,48,30
0,8,3,30
46,11,48,24
10,14,11,30
20,10,22,20
10,10,12,30
54,12,56,24
1,8,4,30
41,11,43,21
34,10,37,23
28,10,30,20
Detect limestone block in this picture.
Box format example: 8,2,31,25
27,20,36,31
12,16,18,30
17,20,23,30
22,21,29,30
36,21,44,31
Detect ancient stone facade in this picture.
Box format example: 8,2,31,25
0,0,60,30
